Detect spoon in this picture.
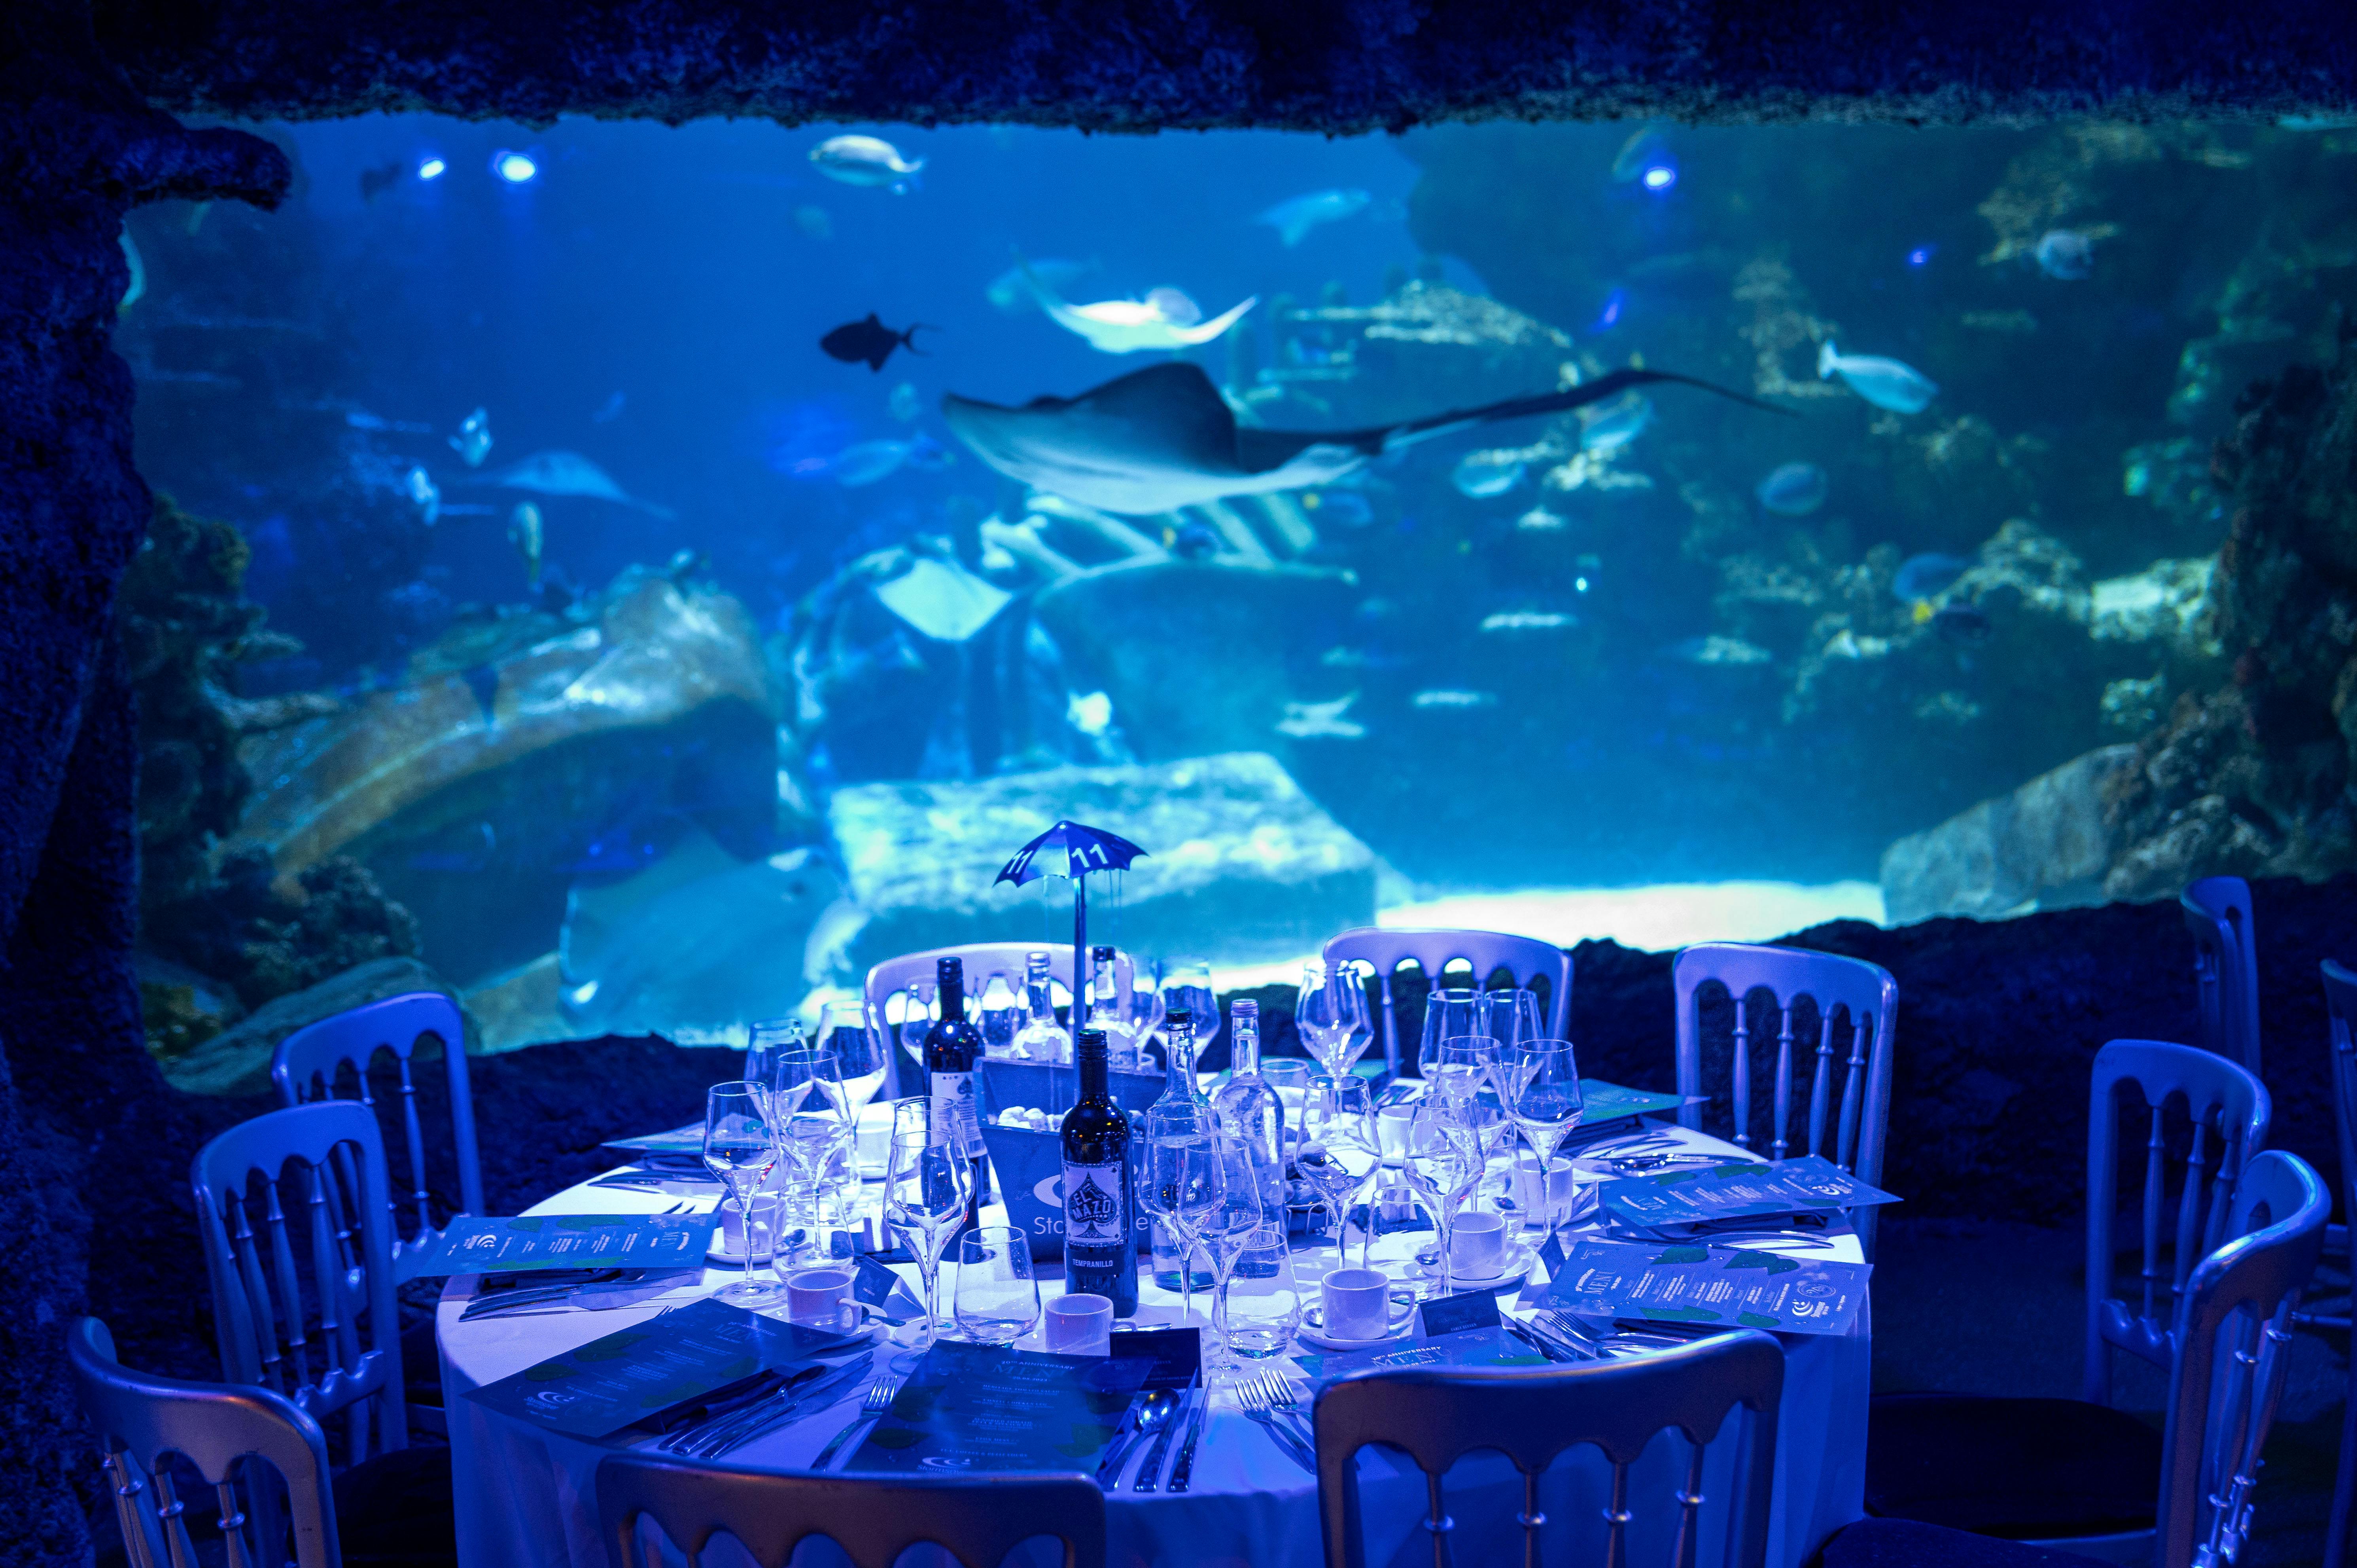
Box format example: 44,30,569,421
1098,1388,1179,1484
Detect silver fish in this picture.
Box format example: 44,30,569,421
1410,689,1498,710
449,407,493,468
1451,451,1526,498
811,135,922,192
1277,693,1366,738
2034,229,2095,281
508,502,543,589
1256,189,1371,247
404,465,441,525
1816,342,1938,414
1580,393,1653,453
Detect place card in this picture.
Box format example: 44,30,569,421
848,1252,929,1320
1575,1079,1687,1122
1541,1236,1870,1337
1598,1154,1899,1230
465,1296,866,1439
1417,1290,1502,1338
1108,1326,1201,1388
847,1341,1154,1473
397,1213,717,1281
1291,1326,1546,1388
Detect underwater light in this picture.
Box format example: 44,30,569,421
492,151,539,183
1641,164,1676,192
1907,245,1937,267
416,156,446,182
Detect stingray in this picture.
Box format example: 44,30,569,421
941,361,1789,516
1026,261,1255,355
469,450,677,520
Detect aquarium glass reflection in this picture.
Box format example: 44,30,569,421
119,117,2352,1049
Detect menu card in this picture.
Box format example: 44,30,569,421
1599,1154,1898,1230
398,1214,717,1281
848,1341,1153,1473
1574,1079,1687,1125
465,1296,866,1438
1542,1236,1869,1336
1291,1326,1546,1388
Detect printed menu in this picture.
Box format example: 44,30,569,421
397,1213,716,1281
1574,1079,1687,1125
848,1341,1153,1473
1598,1153,1898,1229
465,1296,865,1438
1290,1326,1547,1388
1542,1236,1869,1336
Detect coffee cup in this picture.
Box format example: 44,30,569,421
1511,1152,1578,1224
1322,1266,1393,1340
1043,1293,1114,1355
1377,1104,1416,1159
1449,1212,1508,1277
785,1266,855,1329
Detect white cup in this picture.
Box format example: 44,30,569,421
1511,1153,1578,1223
854,1105,893,1175
1376,1104,1416,1159
1043,1293,1114,1356
785,1266,855,1329
1449,1212,1508,1277
1322,1267,1392,1340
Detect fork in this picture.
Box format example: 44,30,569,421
810,1375,904,1471
1236,1374,1315,1472
1250,1371,1317,1448
686,1354,874,1460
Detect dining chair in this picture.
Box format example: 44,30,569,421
594,1453,1107,1568
1313,1329,1784,1568
68,1315,457,1568
191,1100,409,1464
864,942,1134,1095
1321,927,1570,1079
1854,1148,2325,1568
1671,943,1896,1252
2180,876,2261,1076
2321,959,2357,1567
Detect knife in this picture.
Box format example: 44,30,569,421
1132,1378,1195,1493
1165,1382,1213,1493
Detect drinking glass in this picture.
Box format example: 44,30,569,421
953,1226,1040,1346
1478,988,1546,1052
1201,1114,1283,1366
1160,957,1218,1065
1141,1101,1224,1328
744,1017,804,1095
777,1110,856,1267
883,1127,972,1359
1298,1076,1383,1271
818,1001,889,1124
1499,1040,1586,1231
702,1081,782,1307
1417,989,1484,1079
1427,1037,1497,1106
771,1046,838,1118
1397,1099,1479,1299
1296,962,1371,1082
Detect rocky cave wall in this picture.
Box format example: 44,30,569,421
6,1,2357,1561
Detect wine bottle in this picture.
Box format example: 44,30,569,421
922,956,987,1236
1059,1027,1139,1316
1212,1000,1289,1278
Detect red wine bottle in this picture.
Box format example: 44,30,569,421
922,957,987,1236
1059,1027,1139,1316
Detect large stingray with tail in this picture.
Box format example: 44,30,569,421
941,361,1787,515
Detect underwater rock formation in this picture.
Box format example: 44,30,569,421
156,955,459,1097
1879,746,2139,923
825,752,1376,976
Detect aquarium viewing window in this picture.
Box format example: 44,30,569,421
119,113,2356,1055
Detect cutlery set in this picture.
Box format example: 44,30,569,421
653,1352,875,1460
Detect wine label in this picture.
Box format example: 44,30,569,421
929,1071,984,1156
1061,1160,1126,1249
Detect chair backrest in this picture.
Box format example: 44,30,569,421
1313,1330,1784,1568
2181,877,2262,1076
191,1100,407,1462
2325,960,2357,1243
272,991,483,1252
2154,1149,2327,1568
595,1453,1106,1568
1322,927,1572,1077
2084,1039,2270,1406
69,1316,342,1568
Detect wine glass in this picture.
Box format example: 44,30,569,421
883,1127,973,1360
1296,962,1371,1082
1298,1076,1383,1271
1427,1037,1497,1107
775,1108,853,1267
1200,1114,1275,1369
702,1081,782,1307
1396,1099,1479,1299
1499,1040,1586,1233
1141,1101,1224,1329
1478,988,1546,1052
817,1001,889,1127
1160,958,1218,1067
744,1017,804,1093
1417,989,1484,1079
771,1046,837,1118
953,1227,1041,1346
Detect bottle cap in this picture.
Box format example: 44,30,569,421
1165,1006,1192,1030
1076,1027,1109,1057
1092,944,1115,960
1231,998,1259,1019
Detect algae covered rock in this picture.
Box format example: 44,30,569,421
1880,745,2139,922
159,956,462,1098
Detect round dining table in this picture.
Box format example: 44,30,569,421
439,1115,1869,1568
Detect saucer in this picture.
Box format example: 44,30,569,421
1413,1241,1538,1291
1298,1300,1417,1350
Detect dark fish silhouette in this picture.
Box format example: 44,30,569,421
1932,602,1993,645
821,314,929,373
358,161,403,202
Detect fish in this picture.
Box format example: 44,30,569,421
1665,635,1773,666
1142,287,1201,327
1580,394,1653,453
1066,690,1113,737
1256,188,1372,247
507,502,544,589
358,161,403,202
792,205,834,240
1452,451,1526,498
1892,552,1972,602
1026,263,1256,355
1817,342,1938,414
1480,611,1576,633
986,257,1097,314
1931,602,1992,644
1755,462,1829,516
810,135,923,192
889,382,922,422
1277,693,1366,738
1411,690,1498,710
821,314,929,373
404,465,441,525
820,435,951,487
1301,490,1372,528
2034,229,2096,281
591,391,626,423
1516,506,1568,532
449,407,493,468
941,359,1785,516
472,450,677,519
872,555,1012,642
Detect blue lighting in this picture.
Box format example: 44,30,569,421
416,156,446,182
492,151,538,184
1641,164,1676,192
1907,244,1937,267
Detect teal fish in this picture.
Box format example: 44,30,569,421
1256,189,1371,247
1817,342,1938,414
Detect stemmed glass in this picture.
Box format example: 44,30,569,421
883,1126,973,1363
1298,1076,1383,1270
817,1001,889,1126
1296,962,1371,1082
1396,1099,1480,1299
778,1108,856,1263
1427,1037,1497,1106
744,1017,804,1093
1161,958,1218,1069
1141,1101,1224,1328
702,1081,782,1307
1417,989,1483,1078
771,1046,839,1118
1478,988,1545,1052
1199,1114,1274,1368
953,1227,1041,1346
1499,1040,1586,1234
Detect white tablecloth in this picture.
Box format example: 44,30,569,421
442,1122,1867,1568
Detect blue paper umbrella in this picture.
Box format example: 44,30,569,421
995,821,1148,1055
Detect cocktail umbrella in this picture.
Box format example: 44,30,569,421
995,820,1149,1056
